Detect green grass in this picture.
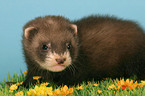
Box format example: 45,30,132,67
1,71,145,96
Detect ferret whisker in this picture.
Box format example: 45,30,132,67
69,64,76,76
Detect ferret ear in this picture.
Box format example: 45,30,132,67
24,27,38,39
70,24,77,35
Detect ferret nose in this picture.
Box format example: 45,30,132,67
55,58,66,64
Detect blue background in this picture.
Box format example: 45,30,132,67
0,0,145,82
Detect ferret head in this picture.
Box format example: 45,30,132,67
23,16,78,72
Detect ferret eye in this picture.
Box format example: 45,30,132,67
67,44,71,49
42,45,49,50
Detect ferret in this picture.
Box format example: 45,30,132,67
22,15,145,87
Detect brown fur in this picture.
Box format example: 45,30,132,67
22,15,145,87
74,16,145,79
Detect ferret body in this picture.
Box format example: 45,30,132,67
22,15,145,87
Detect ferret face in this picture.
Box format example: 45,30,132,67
23,16,78,72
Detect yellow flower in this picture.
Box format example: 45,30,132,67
141,80,145,84
9,90,13,93
61,85,73,96
53,89,61,95
9,84,18,92
61,85,68,92
115,78,139,90
40,82,50,86
16,81,23,86
33,76,42,83
15,91,24,96
27,88,37,96
27,84,53,96
46,87,53,96
108,84,117,90
33,76,42,80
93,83,98,87
98,90,102,94
23,70,28,75
77,85,83,90
132,81,138,88
53,85,73,96
68,88,73,94
120,79,125,85
140,80,145,87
